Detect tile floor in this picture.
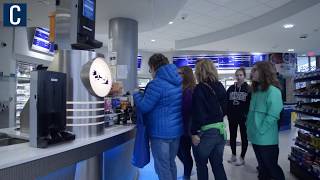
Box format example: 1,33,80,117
139,123,299,180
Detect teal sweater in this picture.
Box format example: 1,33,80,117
246,85,283,145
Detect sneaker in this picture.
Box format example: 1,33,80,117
227,155,237,163
235,157,245,166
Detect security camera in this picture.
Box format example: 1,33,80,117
181,13,188,20
1,42,7,47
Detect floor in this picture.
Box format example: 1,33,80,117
139,122,299,180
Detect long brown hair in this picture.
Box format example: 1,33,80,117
195,59,219,83
179,66,196,90
251,61,281,92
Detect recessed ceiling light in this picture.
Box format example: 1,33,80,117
168,21,174,25
288,49,295,52
151,39,156,42
283,24,295,29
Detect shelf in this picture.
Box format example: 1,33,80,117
295,124,320,135
294,109,320,118
295,69,320,82
295,140,320,156
295,94,320,99
289,157,320,180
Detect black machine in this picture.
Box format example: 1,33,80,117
29,70,75,148
71,0,102,50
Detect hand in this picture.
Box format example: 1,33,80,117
192,135,200,146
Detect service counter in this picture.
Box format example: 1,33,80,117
0,125,137,180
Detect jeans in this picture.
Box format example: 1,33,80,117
228,116,248,158
177,135,193,178
192,128,227,180
252,144,285,180
150,137,180,180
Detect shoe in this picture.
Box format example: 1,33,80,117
227,155,237,163
235,157,245,166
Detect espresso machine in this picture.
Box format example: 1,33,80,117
29,70,75,148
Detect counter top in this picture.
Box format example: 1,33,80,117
0,125,136,179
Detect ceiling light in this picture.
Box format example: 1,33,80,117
168,21,174,25
288,49,295,52
283,24,294,29
252,52,262,55
151,39,156,42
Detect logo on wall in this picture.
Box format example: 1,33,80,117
81,57,112,97
3,3,27,27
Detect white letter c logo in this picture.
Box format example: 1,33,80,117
9,5,21,25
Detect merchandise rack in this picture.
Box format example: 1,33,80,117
290,68,320,180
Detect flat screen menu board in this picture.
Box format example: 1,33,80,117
31,27,54,55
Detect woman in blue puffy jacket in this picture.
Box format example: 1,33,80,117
133,53,183,180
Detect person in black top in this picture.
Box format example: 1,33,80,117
191,59,227,180
226,67,251,166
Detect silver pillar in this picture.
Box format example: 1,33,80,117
109,18,138,93
48,50,105,138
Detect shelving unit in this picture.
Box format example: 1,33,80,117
290,68,320,180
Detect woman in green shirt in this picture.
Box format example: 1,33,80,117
247,61,285,180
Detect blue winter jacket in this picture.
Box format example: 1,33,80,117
133,64,183,139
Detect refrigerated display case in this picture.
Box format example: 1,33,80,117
16,61,36,125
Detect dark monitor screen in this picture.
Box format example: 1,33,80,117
83,0,94,21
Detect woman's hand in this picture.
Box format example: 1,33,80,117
192,135,200,146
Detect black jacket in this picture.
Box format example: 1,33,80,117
191,81,227,135
226,82,251,119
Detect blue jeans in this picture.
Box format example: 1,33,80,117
150,137,180,180
192,128,227,180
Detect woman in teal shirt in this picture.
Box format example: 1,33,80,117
247,61,285,180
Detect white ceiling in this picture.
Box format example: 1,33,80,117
181,2,320,54
1,0,320,54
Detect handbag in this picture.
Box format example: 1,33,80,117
131,108,150,168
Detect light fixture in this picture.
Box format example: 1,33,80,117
151,39,156,42
288,49,295,52
168,21,174,25
283,24,295,29
252,52,262,55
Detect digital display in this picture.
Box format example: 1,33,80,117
83,0,95,21
137,56,142,69
31,27,54,55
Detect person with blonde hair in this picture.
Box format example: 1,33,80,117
191,59,228,180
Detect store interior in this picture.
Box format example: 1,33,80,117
0,0,320,180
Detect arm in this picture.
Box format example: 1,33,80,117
133,81,161,114
191,86,206,135
258,88,283,134
217,82,228,116
245,85,252,115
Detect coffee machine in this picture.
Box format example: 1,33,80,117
29,70,75,148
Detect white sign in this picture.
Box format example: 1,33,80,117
117,65,128,80
89,57,113,97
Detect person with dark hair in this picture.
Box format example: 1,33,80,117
191,59,227,180
247,61,285,180
177,66,196,180
133,53,183,180
226,67,251,166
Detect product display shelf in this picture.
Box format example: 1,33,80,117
290,69,320,179
294,69,320,82
289,156,320,180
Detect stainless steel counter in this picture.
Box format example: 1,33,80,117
0,125,136,180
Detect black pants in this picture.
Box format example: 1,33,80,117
228,116,248,158
252,144,285,180
177,135,193,178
